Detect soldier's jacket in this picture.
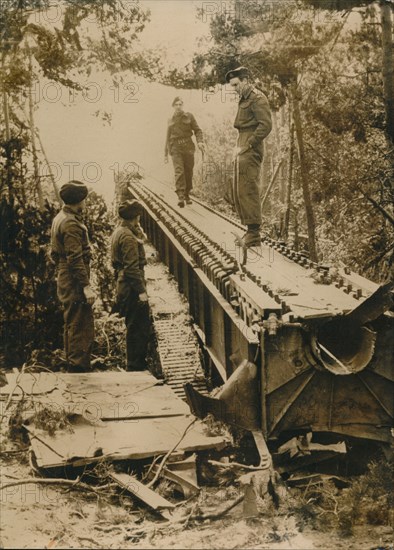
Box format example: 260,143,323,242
165,111,203,157
111,221,147,295
50,206,91,288
234,85,272,151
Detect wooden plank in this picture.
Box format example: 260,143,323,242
109,471,175,510
151,465,199,498
0,372,64,397
28,416,228,469
1,372,188,419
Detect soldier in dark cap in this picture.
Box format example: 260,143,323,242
225,66,272,247
111,199,151,371
50,180,95,372
164,96,205,208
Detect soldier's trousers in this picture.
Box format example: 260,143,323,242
233,131,263,226
171,149,195,200
115,279,151,371
125,300,150,371
57,269,94,371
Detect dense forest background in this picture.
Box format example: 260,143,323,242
0,0,393,364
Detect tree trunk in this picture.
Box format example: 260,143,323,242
290,82,318,262
380,1,394,145
36,130,61,204
27,45,44,210
284,121,295,241
261,158,285,212
2,91,12,200
2,53,12,201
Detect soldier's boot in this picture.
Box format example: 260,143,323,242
177,193,185,208
243,224,261,248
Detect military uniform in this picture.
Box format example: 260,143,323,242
165,111,203,202
111,218,150,371
233,84,272,226
50,205,94,370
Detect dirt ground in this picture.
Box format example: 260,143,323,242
1,455,393,550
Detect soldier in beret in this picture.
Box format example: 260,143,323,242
111,199,151,371
164,96,205,208
50,180,95,372
225,66,272,247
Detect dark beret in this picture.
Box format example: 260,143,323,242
60,180,88,205
225,66,250,83
172,96,183,106
118,199,143,220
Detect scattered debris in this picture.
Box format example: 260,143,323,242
277,432,346,458
109,471,175,513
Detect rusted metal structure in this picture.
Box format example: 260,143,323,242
129,179,393,448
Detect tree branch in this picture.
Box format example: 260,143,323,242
0,477,110,495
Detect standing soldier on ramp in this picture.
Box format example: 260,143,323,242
226,67,272,247
50,180,95,372
164,96,205,208
111,200,151,371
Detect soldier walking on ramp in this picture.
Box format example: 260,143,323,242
164,96,205,208
50,180,95,372
226,66,272,247
111,200,151,371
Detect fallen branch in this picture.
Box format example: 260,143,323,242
147,418,197,488
142,452,165,482
0,448,30,456
0,372,25,426
208,459,264,471
0,477,110,496
126,495,244,540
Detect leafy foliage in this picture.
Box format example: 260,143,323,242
193,117,237,208
84,191,115,312
0,131,61,360
0,133,117,365
1,0,154,93
291,457,394,535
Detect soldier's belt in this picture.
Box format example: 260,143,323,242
238,127,257,133
173,138,192,145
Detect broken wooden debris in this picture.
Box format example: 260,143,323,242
207,459,264,472
275,450,346,474
277,433,346,459
109,471,175,512
237,469,272,519
150,464,200,498
0,371,189,421
147,418,197,488
242,478,259,518
27,413,228,469
286,473,350,488
273,434,347,476
166,454,198,490
1,371,228,469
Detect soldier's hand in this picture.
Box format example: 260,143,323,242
83,285,96,305
138,292,148,302
198,143,206,155
164,156,169,164
232,146,241,160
